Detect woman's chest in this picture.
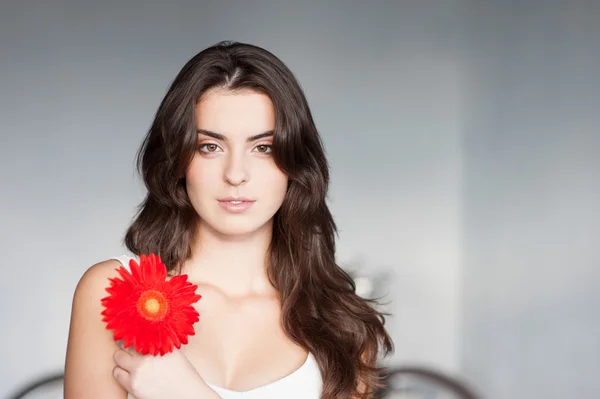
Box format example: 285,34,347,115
180,290,309,392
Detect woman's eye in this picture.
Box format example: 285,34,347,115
254,144,272,154
199,143,221,153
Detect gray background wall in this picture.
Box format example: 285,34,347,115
461,2,600,398
0,1,597,398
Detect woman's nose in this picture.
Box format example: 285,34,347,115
224,153,249,186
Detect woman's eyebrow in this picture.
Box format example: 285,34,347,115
197,129,274,142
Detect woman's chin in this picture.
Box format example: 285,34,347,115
208,219,272,239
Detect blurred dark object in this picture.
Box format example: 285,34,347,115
6,373,63,399
376,366,480,399
7,366,481,399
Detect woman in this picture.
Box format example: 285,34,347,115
64,41,393,399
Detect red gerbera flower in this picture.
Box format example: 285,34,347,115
100,253,201,356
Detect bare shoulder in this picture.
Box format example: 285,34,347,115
64,259,127,399
75,259,123,294
69,259,124,318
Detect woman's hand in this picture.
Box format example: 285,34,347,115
112,344,220,399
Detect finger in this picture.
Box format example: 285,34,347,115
113,348,136,371
117,340,139,356
113,366,132,392
124,344,138,356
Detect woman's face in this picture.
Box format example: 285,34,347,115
186,88,288,237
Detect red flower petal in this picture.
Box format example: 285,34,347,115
100,253,201,356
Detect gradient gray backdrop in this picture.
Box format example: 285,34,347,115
0,1,598,398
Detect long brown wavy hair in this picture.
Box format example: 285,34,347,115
124,41,393,398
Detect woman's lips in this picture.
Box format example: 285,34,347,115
217,198,255,213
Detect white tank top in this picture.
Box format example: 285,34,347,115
111,255,323,399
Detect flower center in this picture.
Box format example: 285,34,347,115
137,290,168,321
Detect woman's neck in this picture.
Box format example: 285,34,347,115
181,221,275,296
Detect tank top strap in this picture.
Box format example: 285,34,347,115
109,254,138,271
